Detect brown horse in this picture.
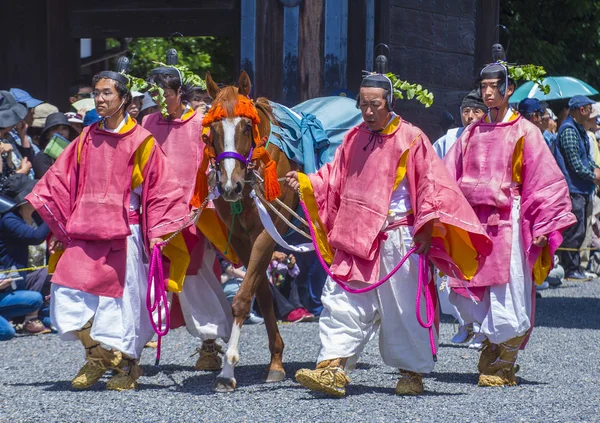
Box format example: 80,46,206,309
203,71,300,392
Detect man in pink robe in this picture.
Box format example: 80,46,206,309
26,70,190,391
287,73,492,397
444,62,576,387
143,65,233,371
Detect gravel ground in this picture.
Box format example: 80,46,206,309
1,279,598,423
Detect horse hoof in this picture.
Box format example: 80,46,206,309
214,377,236,393
265,369,286,383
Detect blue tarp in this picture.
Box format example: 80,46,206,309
267,96,362,173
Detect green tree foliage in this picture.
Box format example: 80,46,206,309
501,1,600,89
109,37,234,83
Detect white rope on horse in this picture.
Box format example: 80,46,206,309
250,189,315,253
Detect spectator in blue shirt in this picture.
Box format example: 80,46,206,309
557,95,600,280
0,174,51,335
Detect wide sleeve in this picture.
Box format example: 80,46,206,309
442,127,468,182
298,135,349,265
25,139,80,244
140,139,191,292
306,134,347,234
520,127,577,273
141,140,190,240
407,131,493,281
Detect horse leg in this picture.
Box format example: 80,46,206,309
214,235,250,393
254,274,285,382
214,231,279,391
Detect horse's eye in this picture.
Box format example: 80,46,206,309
244,123,252,133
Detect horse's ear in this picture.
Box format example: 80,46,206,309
205,72,220,99
238,71,252,97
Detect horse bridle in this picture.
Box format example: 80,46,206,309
214,146,255,168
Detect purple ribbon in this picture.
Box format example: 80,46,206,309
215,146,254,166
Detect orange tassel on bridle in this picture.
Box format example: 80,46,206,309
251,144,281,202
193,94,281,203
190,139,215,208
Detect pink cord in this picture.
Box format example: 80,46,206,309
299,200,437,360
416,255,437,361
146,243,170,365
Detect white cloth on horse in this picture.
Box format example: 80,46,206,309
50,187,155,359
317,225,438,374
173,239,233,342
449,196,533,344
249,190,315,253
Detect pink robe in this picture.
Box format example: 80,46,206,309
309,120,492,285
143,110,206,275
444,115,576,295
27,122,189,298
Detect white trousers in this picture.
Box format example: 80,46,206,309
436,274,464,326
172,240,233,342
51,225,154,359
449,197,533,344
317,226,438,374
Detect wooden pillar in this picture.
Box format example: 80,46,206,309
282,4,300,105
240,0,257,89
323,0,348,94
475,0,500,74
46,0,79,111
0,2,49,102
298,0,324,101
255,0,284,101
346,0,367,94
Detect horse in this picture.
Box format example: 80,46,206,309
201,71,301,392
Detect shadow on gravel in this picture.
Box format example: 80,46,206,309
158,362,318,395
140,364,192,377
292,385,465,399
535,297,600,329
429,371,547,387
8,380,104,391
438,342,474,349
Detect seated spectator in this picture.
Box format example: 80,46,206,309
218,255,264,325
0,274,44,340
83,109,100,127
127,91,144,121
29,103,60,147
32,113,78,179
0,174,52,335
190,88,211,114
64,112,84,135
0,91,33,192
267,252,314,323
138,92,159,122
7,89,42,179
280,232,326,316
68,79,93,108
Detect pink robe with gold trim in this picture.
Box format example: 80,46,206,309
27,122,189,298
444,115,576,295
308,119,492,285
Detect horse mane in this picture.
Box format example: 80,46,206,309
212,86,239,117
203,87,261,127
255,97,277,124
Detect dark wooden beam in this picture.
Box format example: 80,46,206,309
298,0,325,101
474,0,500,74
255,0,284,101
69,9,238,39
346,0,367,94
0,1,49,103
46,0,79,111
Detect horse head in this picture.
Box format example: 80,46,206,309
203,71,260,202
